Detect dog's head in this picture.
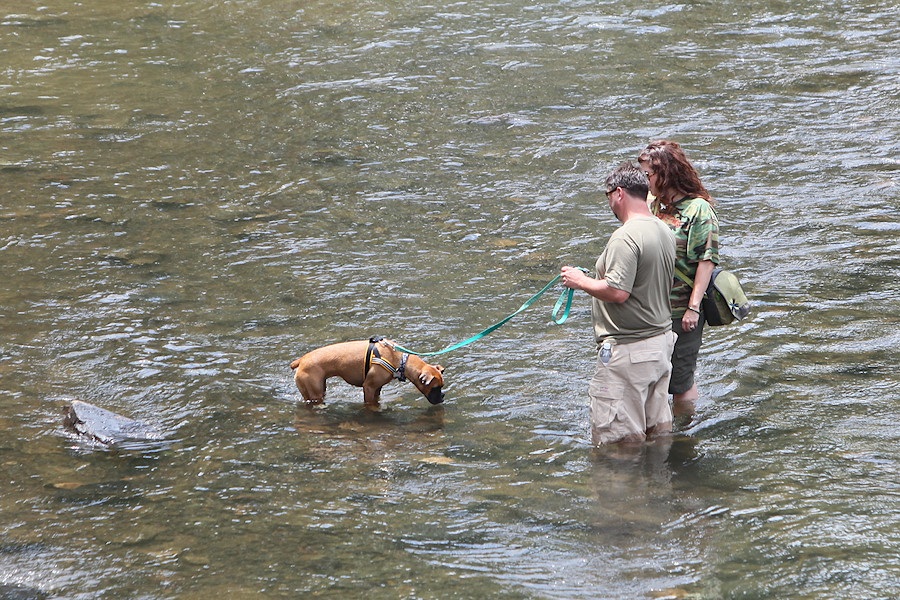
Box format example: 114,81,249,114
413,363,445,405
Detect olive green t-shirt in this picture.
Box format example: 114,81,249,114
592,216,676,345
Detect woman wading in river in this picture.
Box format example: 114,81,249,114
638,140,719,417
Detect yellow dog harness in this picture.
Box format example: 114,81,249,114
364,336,408,382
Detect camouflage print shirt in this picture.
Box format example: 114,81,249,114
653,196,720,318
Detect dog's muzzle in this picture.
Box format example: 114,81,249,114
427,387,445,405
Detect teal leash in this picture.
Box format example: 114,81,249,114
392,268,589,357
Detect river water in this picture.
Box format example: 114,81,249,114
1,1,898,598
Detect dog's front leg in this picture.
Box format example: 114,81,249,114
363,382,383,406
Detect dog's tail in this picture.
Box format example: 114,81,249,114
289,358,301,370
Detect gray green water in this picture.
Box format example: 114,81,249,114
1,0,898,598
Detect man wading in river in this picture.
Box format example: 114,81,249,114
561,162,677,445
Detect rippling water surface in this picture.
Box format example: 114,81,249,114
1,1,898,598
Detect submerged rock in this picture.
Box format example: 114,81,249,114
62,400,163,447
0,583,47,600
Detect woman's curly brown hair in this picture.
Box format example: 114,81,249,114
638,140,715,206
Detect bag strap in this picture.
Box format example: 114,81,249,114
673,267,694,288
675,267,715,302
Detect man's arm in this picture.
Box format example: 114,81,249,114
561,266,630,303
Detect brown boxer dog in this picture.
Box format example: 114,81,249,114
290,336,445,406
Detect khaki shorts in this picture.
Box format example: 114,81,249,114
589,330,676,445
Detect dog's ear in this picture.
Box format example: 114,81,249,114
419,365,445,386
